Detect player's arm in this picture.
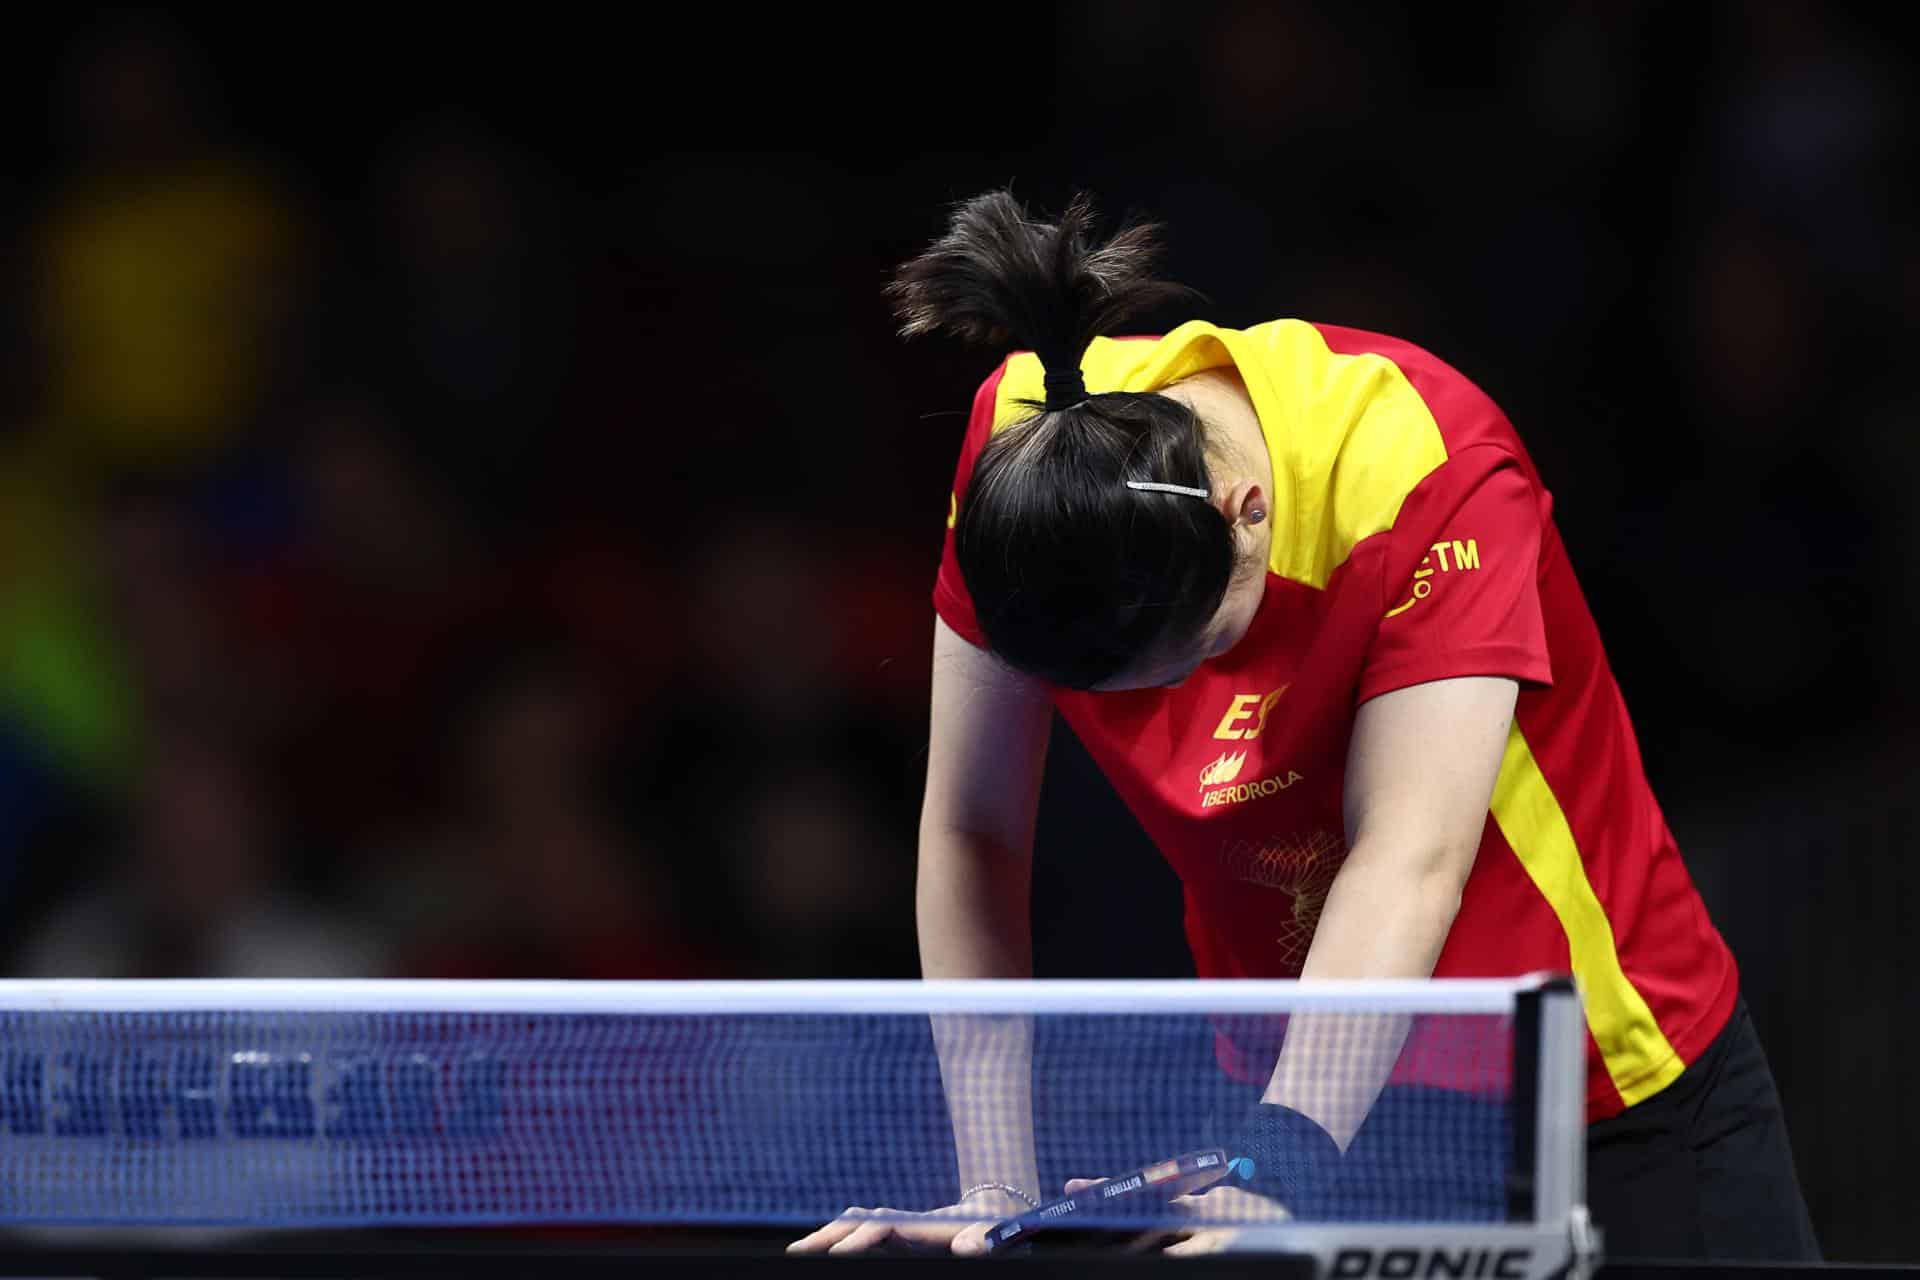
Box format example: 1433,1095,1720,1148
1259,675,1516,1150
919,616,1053,1204
918,615,1052,980
1249,455,1545,1193
1014,679,1517,1256
791,617,1052,1255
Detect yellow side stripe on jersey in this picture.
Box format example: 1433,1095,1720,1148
1489,722,1687,1107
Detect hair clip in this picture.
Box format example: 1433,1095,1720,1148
1125,481,1212,500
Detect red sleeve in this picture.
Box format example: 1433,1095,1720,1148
930,359,1011,648
1358,448,1552,704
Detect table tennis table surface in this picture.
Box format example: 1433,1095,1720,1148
0,1226,1870,1279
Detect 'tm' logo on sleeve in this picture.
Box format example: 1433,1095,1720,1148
1386,538,1481,619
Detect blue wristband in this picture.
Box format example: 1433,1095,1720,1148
1225,1103,1342,1215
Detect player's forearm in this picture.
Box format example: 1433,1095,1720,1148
929,1009,1042,1206
916,823,1033,979
918,825,1043,1202
1260,847,1464,1149
1298,842,1462,981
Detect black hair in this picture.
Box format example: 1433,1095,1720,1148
889,190,1235,689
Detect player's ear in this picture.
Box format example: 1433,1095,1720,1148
1215,479,1267,529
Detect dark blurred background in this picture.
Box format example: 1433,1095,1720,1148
0,1,1913,1260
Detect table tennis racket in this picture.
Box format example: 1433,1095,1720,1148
979,1149,1254,1253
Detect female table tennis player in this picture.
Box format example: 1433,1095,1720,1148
789,191,1816,1260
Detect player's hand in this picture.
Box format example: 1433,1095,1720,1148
786,1189,1030,1256
1060,1177,1290,1256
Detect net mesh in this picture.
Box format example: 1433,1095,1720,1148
0,997,1516,1228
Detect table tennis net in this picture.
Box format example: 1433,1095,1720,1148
0,980,1551,1229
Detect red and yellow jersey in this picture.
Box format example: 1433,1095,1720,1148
932,320,1737,1122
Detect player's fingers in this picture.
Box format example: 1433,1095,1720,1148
1165,1228,1238,1256
827,1217,899,1255
1063,1177,1107,1194
1165,1191,1211,1220
786,1208,870,1253
951,1219,994,1257
896,1215,975,1247
1122,1230,1179,1254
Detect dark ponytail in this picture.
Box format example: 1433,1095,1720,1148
891,190,1237,690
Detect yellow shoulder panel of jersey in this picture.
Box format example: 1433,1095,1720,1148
993,320,1449,590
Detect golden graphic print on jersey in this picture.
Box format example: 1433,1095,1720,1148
1217,829,1347,969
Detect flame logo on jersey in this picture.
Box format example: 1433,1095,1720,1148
1199,751,1248,789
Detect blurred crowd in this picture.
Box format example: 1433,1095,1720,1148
0,15,931,985
0,3,1915,1257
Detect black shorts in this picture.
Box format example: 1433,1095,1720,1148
1587,998,1819,1261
